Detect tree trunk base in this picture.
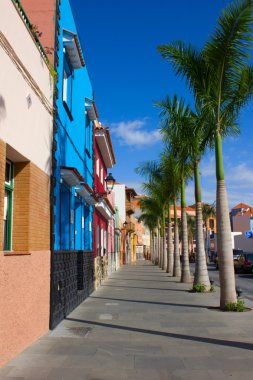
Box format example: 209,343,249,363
181,273,192,283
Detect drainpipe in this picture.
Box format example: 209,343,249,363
49,0,60,330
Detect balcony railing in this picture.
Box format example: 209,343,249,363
126,200,135,214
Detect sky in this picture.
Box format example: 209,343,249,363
70,0,253,209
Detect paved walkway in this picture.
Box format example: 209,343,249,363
1,261,253,380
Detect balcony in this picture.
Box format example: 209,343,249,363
126,200,135,215
126,222,135,232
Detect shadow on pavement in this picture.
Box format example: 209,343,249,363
90,295,209,309
101,284,186,292
107,278,178,283
66,317,253,351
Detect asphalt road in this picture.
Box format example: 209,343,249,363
190,263,253,301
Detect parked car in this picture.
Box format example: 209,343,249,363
215,249,244,271
233,249,243,259
235,253,253,273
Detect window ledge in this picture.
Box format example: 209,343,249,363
3,251,32,256
63,101,74,121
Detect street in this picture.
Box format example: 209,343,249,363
2,260,253,380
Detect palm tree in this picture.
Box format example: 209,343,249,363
138,210,158,264
139,196,162,265
136,161,167,268
160,152,181,276
158,0,253,308
157,96,193,283
137,156,181,274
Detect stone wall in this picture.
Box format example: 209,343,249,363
94,255,108,289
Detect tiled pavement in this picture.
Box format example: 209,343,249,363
1,260,253,380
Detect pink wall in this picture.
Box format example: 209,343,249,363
0,251,50,367
233,214,250,232
21,0,56,65
107,219,115,254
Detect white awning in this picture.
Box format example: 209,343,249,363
60,167,80,187
63,30,85,69
75,185,96,206
95,129,114,168
95,199,114,220
85,98,98,121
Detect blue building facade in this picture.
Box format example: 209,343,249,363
51,0,97,327
22,0,100,328
53,2,94,252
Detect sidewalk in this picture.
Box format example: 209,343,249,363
1,261,253,380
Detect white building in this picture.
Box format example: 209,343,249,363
0,0,53,366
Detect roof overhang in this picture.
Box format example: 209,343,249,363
63,30,85,69
125,187,138,197
85,98,99,121
95,129,116,168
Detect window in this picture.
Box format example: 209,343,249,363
74,194,82,250
100,166,103,184
4,161,13,251
60,180,71,250
96,157,99,176
85,116,91,156
62,54,73,120
209,218,214,229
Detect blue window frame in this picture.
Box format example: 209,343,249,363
74,195,83,250
85,116,91,157
60,181,71,250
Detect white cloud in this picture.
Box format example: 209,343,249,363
226,163,253,188
186,161,253,209
110,119,161,147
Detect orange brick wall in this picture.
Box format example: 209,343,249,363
12,162,30,251
0,143,51,367
29,162,50,250
0,140,6,251
13,162,50,251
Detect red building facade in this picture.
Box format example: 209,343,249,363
93,121,116,283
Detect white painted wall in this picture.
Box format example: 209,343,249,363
113,184,126,223
0,0,53,175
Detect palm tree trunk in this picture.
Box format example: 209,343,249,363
181,177,191,283
160,232,164,269
215,133,237,308
153,230,157,264
162,211,167,270
167,204,174,274
173,199,181,277
193,161,210,289
157,226,161,267
206,227,210,264
163,224,167,271
150,230,153,263
153,231,156,264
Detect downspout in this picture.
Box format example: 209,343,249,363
49,0,60,330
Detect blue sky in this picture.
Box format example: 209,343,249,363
70,0,253,208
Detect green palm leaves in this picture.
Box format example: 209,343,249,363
156,0,253,308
